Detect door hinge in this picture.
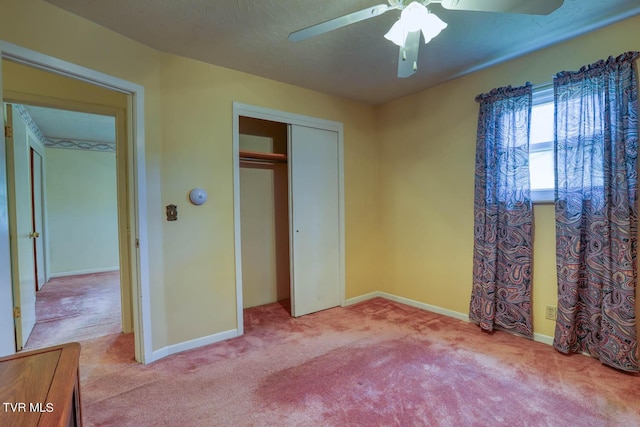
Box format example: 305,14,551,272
13,307,21,319
135,238,140,248
4,125,12,138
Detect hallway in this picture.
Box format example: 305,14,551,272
24,271,121,350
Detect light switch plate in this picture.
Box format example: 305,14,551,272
166,204,177,221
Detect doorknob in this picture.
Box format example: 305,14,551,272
29,232,40,239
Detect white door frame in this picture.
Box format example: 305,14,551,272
0,41,153,364
0,63,13,357
232,102,345,335
27,124,47,290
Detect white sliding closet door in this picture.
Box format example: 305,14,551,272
289,124,340,317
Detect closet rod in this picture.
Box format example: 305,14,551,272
239,149,287,163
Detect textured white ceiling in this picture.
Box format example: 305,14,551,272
44,0,640,104
23,105,115,144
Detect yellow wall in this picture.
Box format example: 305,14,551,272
1,0,380,351
376,14,640,338
158,54,379,342
2,61,127,109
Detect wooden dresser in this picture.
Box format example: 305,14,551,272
0,342,82,427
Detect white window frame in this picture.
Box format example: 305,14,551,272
530,84,555,203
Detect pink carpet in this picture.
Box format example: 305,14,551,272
77,298,640,426
24,271,122,350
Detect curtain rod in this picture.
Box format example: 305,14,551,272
532,81,553,91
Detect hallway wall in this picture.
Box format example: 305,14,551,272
45,147,119,276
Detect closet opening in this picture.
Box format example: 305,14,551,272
239,116,291,315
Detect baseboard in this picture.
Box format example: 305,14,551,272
346,291,555,347
149,293,556,363
49,266,120,278
533,332,554,345
149,329,239,363
346,291,469,322
345,292,382,306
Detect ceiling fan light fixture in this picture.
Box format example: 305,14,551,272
384,20,409,46
384,2,447,47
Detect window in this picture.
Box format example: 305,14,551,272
530,85,554,202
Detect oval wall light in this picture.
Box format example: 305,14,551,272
189,188,208,205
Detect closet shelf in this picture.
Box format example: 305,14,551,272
239,150,287,163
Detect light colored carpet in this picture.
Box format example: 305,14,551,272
77,298,640,426
24,271,122,351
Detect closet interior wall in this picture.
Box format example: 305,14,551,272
239,117,290,310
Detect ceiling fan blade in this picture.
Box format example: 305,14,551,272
439,0,563,15
397,31,420,78
288,4,393,42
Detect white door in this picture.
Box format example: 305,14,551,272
289,124,340,317
0,65,18,356
5,104,37,350
30,148,46,289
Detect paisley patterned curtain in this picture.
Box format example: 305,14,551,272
554,52,639,372
470,83,533,338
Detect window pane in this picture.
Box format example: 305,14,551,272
530,150,554,190
530,103,554,144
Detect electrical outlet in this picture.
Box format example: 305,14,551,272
545,306,557,320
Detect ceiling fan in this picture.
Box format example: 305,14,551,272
288,0,564,78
